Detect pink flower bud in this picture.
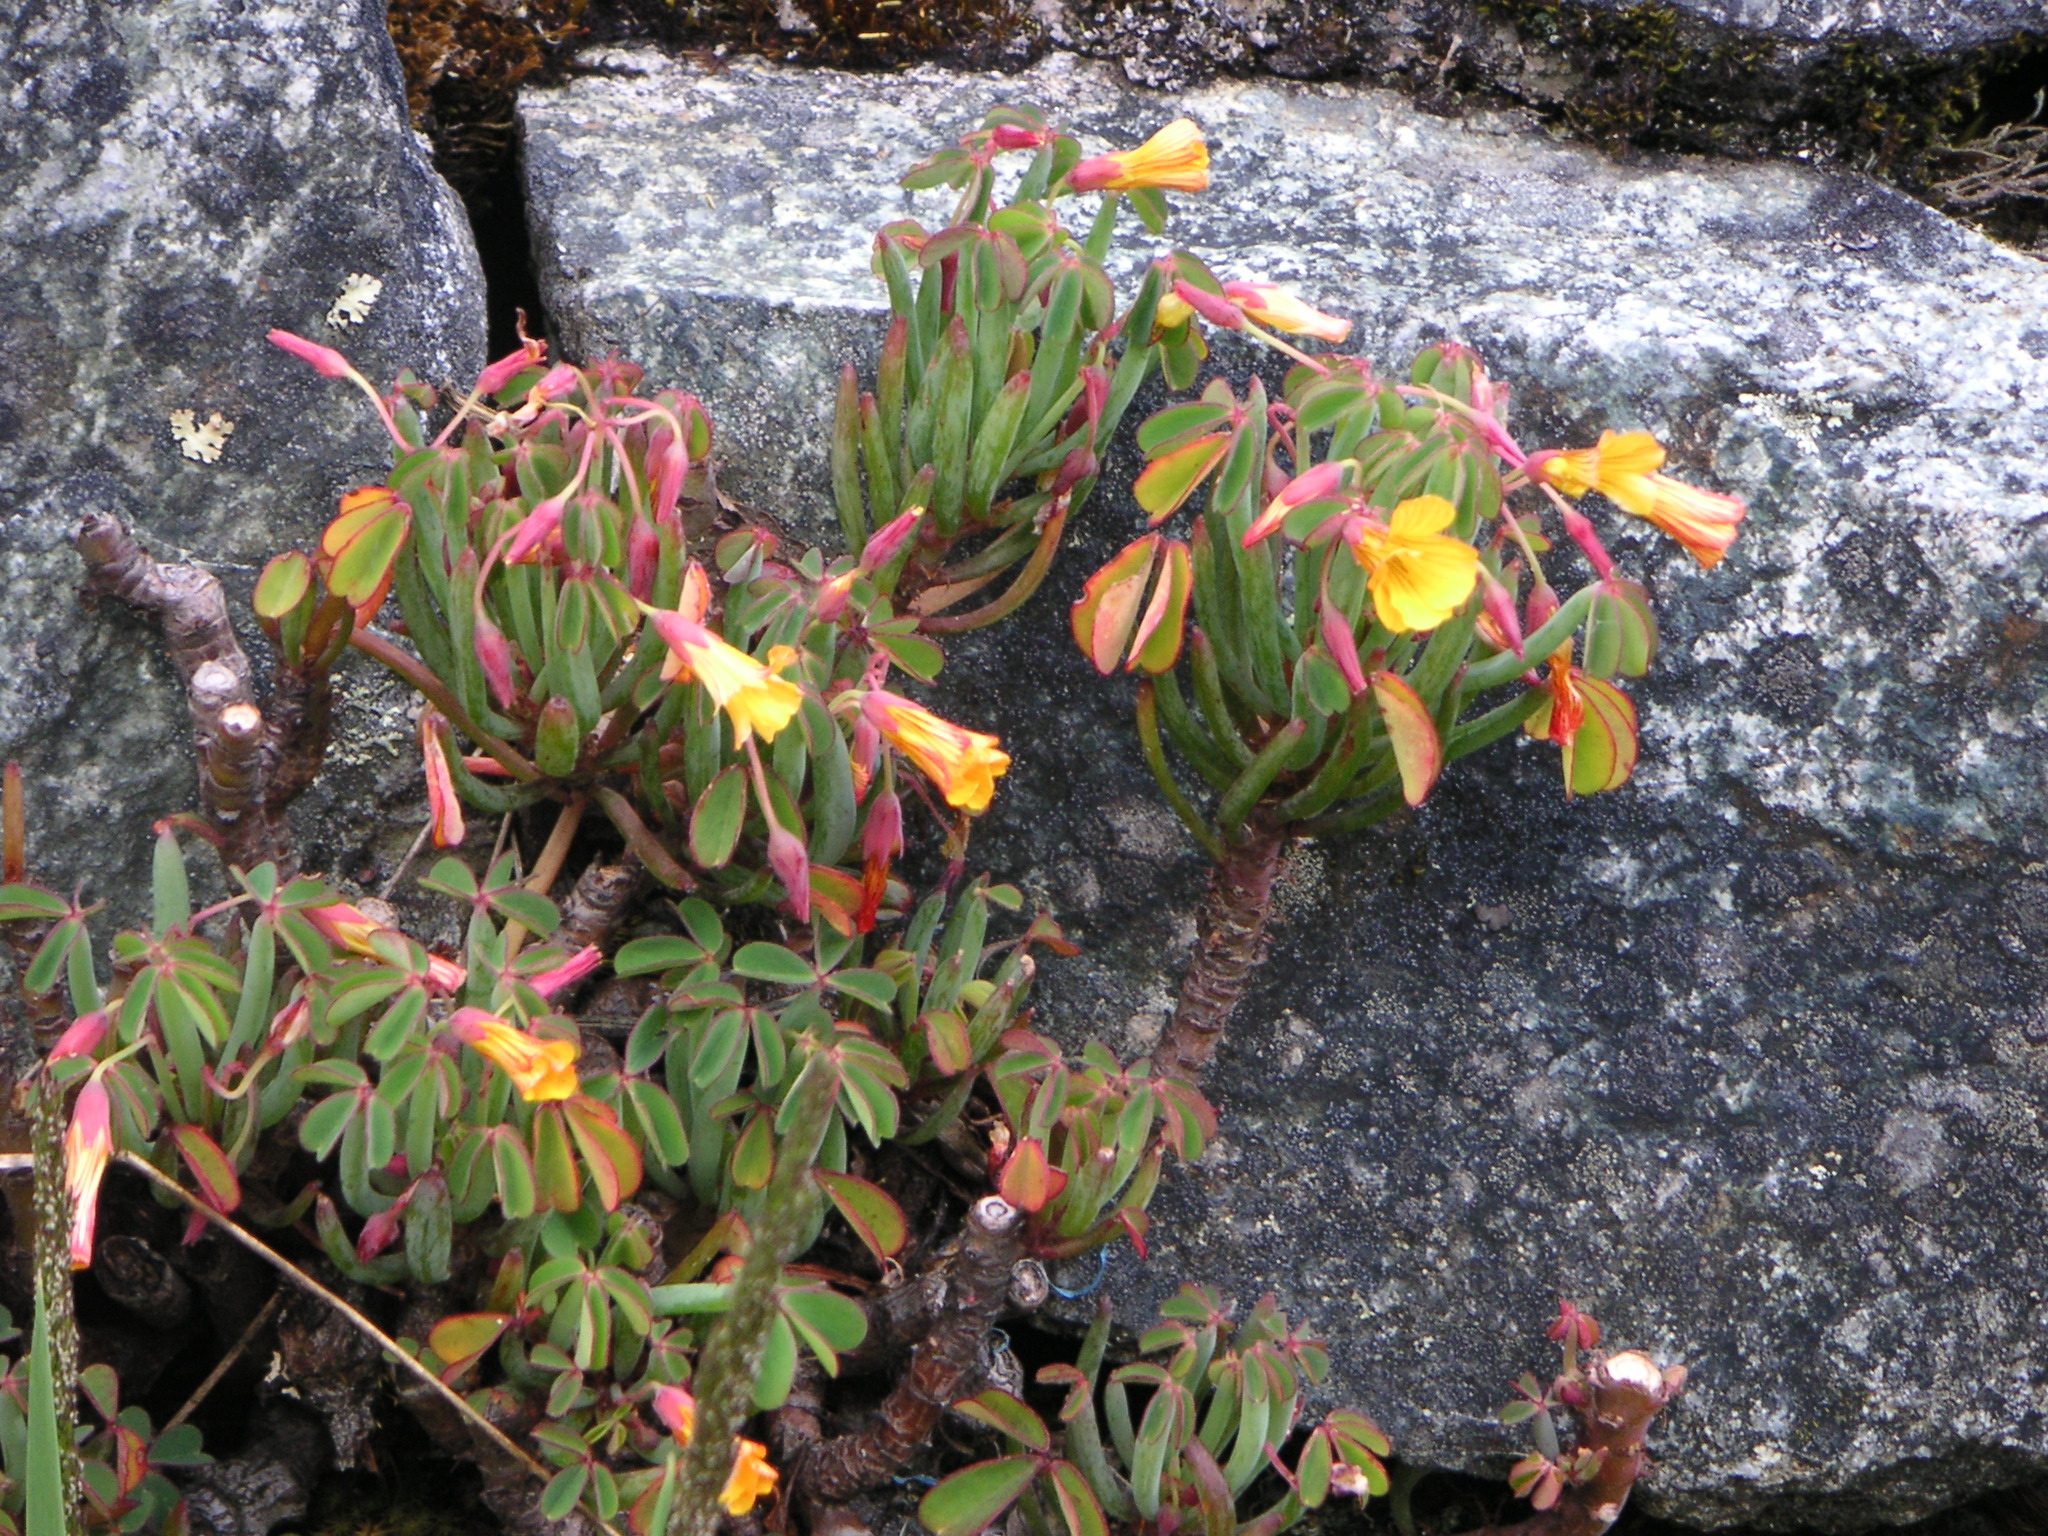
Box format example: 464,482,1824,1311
990,124,1048,150
1049,445,1098,497
1524,581,1561,635
48,1011,108,1063
862,789,904,864
1477,568,1525,658
767,824,811,923
1244,460,1351,546
356,1198,407,1263
859,506,925,574
1320,605,1367,694
268,328,354,380
815,570,857,624
418,708,466,850
529,363,582,404
425,955,467,997
528,945,604,1002
650,427,688,529
653,1384,697,1442
628,515,659,601
852,716,880,781
506,493,567,564
477,339,548,396
473,615,519,709
1171,281,1244,331
266,994,311,1053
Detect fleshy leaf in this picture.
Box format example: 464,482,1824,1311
1134,434,1230,524
1368,672,1443,806
1070,536,1159,676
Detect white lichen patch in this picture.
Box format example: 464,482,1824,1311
168,408,233,463
326,271,382,327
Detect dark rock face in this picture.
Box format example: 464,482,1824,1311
518,51,2048,1532
0,0,487,911
1029,0,2045,155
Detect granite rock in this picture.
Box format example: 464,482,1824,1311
0,0,487,912
519,52,2048,1530
1024,0,2046,156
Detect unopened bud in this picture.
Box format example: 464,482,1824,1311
1049,445,1098,497
990,124,1048,150
1171,280,1244,331
534,696,581,778
268,328,354,379
767,824,810,922
859,506,925,574
627,515,659,601
473,616,519,709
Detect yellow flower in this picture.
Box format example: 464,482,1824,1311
1222,282,1351,342
862,691,1010,814
1153,288,1195,331
1068,120,1209,193
720,1439,779,1516
449,1008,579,1102
1345,496,1480,634
642,606,803,745
1530,431,1745,569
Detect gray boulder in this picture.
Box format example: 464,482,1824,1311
518,50,2048,1530
0,0,486,911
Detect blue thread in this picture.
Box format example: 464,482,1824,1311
1048,1248,1109,1299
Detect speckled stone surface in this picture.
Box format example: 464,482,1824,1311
0,0,486,913
520,52,2048,1529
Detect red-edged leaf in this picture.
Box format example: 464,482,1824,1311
531,1104,581,1213
429,1312,511,1376
816,1170,907,1260
919,1457,1040,1536
1134,434,1230,524
952,1389,1050,1451
253,551,312,620
168,1123,241,1213
1047,1460,1109,1536
1296,1426,1334,1507
998,1136,1066,1214
1368,671,1442,806
1128,540,1192,675
1070,536,1159,675
923,1008,972,1076
563,1093,645,1210
1569,676,1638,795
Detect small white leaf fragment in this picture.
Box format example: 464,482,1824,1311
326,272,383,328
169,409,234,464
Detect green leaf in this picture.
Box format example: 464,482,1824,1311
752,1312,797,1410
25,1306,64,1536
541,1464,589,1523
1297,1425,1334,1507
952,1389,1049,1452
152,827,190,936
919,1457,1040,1536
0,886,68,922
1047,1458,1110,1536
689,767,747,869
732,943,816,988
615,936,708,978
871,629,945,682
489,889,560,936
299,1091,359,1160
1135,434,1230,524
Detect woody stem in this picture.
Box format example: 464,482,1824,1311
1153,820,1288,1082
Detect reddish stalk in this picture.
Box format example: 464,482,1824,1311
1152,819,1288,1082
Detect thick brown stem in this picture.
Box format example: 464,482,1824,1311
556,856,645,952
800,1196,1023,1502
263,662,333,821
1153,822,1288,1083
1458,1352,1686,1536
75,514,302,872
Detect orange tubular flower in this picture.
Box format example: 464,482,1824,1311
1222,282,1352,342
64,1070,113,1270
1067,119,1209,193
640,604,802,746
861,692,1010,814
720,1439,780,1516
1344,495,1481,635
1526,431,1746,569
448,1007,579,1102
418,708,466,849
